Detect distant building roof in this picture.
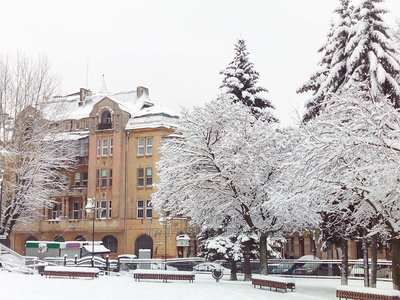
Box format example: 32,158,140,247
43,87,179,130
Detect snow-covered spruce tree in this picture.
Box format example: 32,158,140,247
345,0,400,106
295,91,400,290
220,39,277,122
152,97,315,276
197,227,258,281
297,0,354,122
0,54,75,238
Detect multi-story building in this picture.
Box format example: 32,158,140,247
9,86,198,259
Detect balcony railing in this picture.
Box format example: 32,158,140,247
97,122,113,130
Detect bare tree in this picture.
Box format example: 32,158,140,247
0,53,75,238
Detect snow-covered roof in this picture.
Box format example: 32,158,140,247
126,105,179,130
42,89,179,131
44,131,89,142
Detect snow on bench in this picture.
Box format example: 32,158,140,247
43,266,100,279
251,275,295,292
336,285,400,300
133,269,195,282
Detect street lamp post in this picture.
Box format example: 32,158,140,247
159,216,169,270
85,197,96,267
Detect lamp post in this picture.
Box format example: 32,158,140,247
159,216,169,270
85,197,96,267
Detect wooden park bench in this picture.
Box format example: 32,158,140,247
133,269,195,282
43,266,100,279
336,285,400,300
251,275,295,292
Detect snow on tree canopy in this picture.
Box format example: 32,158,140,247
220,39,277,122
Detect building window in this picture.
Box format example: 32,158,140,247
146,168,152,186
84,120,90,129
102,111,112,123
102,138,108,156
137,168,153,187
137,200,152,218
110,138,113,155
138,137,153,156
99,200,112,219
100,200,107,219
137,200,144,218
98,111,113,130
146,137,153,155
75,121,80,130
52,203,61,219
80,138,89,156
97,138,113,157
109,169,113,187
73,202,82,219
102,235,118,253
74,173,81,186
138,138,145,155
101,169,107,187
96,169,100,187
74,172,88,187
138,169,144,187
146,200,153,218
82,172,88,186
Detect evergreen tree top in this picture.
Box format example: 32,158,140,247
220,38,277,122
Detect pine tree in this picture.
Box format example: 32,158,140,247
345,0,400,107
298,0,353,122
220,39,277,122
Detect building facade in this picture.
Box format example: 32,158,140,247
9,87,198,259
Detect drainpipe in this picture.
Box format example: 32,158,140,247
124,131,130,253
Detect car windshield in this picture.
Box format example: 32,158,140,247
302,263,320,268
276,263,292,269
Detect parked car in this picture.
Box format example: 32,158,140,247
118,254,138,271
219,261,243,273
248,261,278,274
167,260,198,271
292,262,341,276
271,262,305,275
193,262,230,274
350,259,392,278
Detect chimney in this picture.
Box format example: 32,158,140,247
137,86,149,98
79,88,92,106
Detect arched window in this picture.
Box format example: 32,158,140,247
75,235,86,241
98,110,113,130
102,235,118,253
54,235,65,242
101,111,112,124
135,235,153,258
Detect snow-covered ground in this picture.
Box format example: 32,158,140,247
0,271,396,300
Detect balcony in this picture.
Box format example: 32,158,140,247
76,156,89,165
97,122,113,131
68,185,87,196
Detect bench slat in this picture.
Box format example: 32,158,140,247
251,277,295,292
133,272,195,282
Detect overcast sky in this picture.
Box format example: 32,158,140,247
1,0,399,125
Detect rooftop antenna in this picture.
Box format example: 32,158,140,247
86,59,89,89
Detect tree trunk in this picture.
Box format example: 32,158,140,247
362,236,369,287
341,238,349,285
259,232,268,275
392,237,400,290
243,245,251,281
229,261,238,281
370,234,378,288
